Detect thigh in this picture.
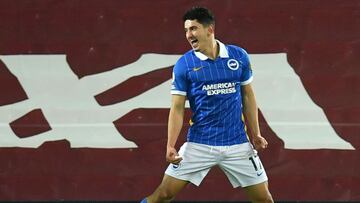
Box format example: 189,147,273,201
243,181,273,203
165,142,217,186
219,143,268,188
151,174,189,200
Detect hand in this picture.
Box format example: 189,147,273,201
252,134,268,151
166,146,183,164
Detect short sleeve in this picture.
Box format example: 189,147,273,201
239,49,253,86
171,58,188,95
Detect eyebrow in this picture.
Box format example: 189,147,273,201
184,25,197,31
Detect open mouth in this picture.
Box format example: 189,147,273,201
190,39,198,46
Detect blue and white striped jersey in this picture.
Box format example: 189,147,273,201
171,40,253,146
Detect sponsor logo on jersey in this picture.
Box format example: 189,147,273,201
193,66,204,71
202,82,237,95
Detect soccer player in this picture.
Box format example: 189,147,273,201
141,6,273,203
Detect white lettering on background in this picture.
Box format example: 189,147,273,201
0,53,354,150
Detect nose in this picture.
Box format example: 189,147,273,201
186,30,193,39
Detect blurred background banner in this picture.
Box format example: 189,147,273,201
0,0,359,201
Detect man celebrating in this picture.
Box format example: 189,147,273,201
142,7,273,203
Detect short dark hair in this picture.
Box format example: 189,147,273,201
183,7,215,26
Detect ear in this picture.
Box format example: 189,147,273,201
207,24,215,35
208,25,215,34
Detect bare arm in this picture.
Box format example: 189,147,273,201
241,84,268,150
166,94,186,164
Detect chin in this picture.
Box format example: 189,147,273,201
192,46,200,51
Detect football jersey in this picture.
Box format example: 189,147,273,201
171,40,253,146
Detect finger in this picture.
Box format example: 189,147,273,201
263,139,268,148
167,154,182,163
166,154,175,162
254,142,266,150
172,156,183,164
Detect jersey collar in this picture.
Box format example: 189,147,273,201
194,40,229,60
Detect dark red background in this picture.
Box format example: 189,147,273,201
0,0,360,201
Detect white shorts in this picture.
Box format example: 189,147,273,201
165,142,268,188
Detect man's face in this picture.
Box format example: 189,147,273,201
184,19,213,51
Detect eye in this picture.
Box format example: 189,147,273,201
190,27,197,31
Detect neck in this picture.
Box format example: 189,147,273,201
202,39,219,60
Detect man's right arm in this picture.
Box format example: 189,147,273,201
166,94,186,164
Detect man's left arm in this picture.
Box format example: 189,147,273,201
241,83,268,150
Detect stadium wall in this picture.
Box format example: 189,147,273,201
0,0,359,202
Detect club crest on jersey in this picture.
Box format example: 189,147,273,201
227,59,239,70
